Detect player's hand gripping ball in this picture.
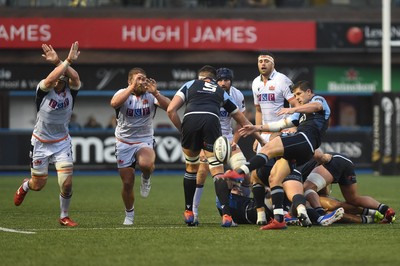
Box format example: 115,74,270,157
213,136,231,164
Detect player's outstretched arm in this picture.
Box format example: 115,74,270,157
41,41,81,89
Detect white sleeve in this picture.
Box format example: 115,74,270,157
267,118,294,132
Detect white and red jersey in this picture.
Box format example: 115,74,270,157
219,86,245,141
32,80,79,142
113,88,159,143
251,69,294,125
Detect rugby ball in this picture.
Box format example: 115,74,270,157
213,136,231,164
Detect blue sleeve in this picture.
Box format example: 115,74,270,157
312,95,331,120
289,113,301,126
178,80,195,94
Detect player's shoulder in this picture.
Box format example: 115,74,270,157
273,70,292,83
114,87,127,95
251,75,262,84
229,86,244,96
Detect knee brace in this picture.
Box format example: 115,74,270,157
55,162,73,190
31,167,48,179
207,156,223,170
304,188,318,199
228,152,247,170
184,154,200,165
307,173,327,192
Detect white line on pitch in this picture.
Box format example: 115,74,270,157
20,226,195,232
0,227,36,234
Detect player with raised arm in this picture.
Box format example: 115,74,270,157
110,67,170,226
14,42,81,227
222,80,331,230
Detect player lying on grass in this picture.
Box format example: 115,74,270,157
215,180,344,227
301,149,396,224
319,194,384,224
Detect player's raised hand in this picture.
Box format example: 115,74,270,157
145,78,157,93
41,44,60,65
66,41,80,63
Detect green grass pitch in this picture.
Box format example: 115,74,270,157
0,172,399,266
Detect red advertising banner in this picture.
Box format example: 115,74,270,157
0,18,316,51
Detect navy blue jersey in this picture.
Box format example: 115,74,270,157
289,95,330,149
176,79,239,119
216,193,258,224
323,153,356,185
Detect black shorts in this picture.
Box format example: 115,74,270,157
281,133,315,165
181,114,221,152
283,168,303,183
323,155,357,185
256,158,276,186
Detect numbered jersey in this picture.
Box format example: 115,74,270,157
175,79,238,119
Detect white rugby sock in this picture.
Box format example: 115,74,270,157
60,193,72,219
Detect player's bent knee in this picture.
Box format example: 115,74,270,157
207,156,223,169
307,173,327,192
185,154,200,165
229,152,247,170
31,168,48,179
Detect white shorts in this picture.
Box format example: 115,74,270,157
115,139,154,169
30,135,73,169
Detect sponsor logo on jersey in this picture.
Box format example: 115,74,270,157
49,98,70,110
220,110,229,117
258,93,275,102
126,107,151,117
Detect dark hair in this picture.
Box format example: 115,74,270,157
198,65,217,80
291,80,313,93
258,51,275,59
216,68,234,82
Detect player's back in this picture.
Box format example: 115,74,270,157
183,79,225,117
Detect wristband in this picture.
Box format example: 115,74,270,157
66,58,73,65
55,60,62,66
61,60,70,68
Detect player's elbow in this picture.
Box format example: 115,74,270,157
110,98,120,109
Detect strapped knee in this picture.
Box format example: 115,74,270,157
307,173,327,192
55,162,73,190
207,156,223,170
304,189,318,198
228,152,247,170
185,154,200,165
31,168,48,179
